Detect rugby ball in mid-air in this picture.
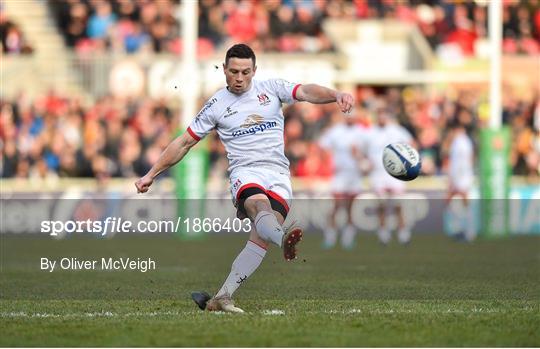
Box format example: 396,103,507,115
382,143,421,181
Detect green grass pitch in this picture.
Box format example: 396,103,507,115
1,233,539,346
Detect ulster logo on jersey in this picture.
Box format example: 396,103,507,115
257,93,271,106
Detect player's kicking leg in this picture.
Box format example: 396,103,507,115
193,225,267,313
244,193,303,262
192,184,302,313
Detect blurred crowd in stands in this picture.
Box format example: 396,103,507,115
2,86,539,181
2,0,539,182
362,0,540,55
2,0,539,56
279,85,539,179
47,0,540,56
49,0,180,54
0,91,177,181
0,4,33,55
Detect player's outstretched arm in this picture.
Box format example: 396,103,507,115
295,84,354,113
135,132,198,193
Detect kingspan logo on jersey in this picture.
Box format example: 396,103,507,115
231,114,277,138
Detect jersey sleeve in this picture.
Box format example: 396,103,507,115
187,98,217,141
266,78,301,104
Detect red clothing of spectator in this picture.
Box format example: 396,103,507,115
520,37,540,54
446,28,477,56
44,92,67,116
503,37,518,53
296,144,333,178
354,0,370,18
395,4,416,23
535,9,540,39
225,6,257,42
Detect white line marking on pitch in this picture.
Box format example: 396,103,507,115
0,311,196,318
262,309,285,315
0,307,534,318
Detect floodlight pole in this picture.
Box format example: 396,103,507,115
489,0,502,129
180,0,198,129
174,0,208,232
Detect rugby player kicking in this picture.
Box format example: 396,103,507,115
135,44,354,313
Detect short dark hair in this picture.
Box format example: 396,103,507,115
225,44,256,66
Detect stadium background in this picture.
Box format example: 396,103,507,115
0,0,539,346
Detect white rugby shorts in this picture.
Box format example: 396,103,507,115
229,167,292,218
331,170,363,195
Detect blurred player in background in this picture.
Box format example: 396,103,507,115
135,44,354,313
318,113,369,249
444,122,476,241
366,99,414,245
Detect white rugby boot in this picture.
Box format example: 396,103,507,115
206,294,245,313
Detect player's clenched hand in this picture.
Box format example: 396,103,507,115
135,175,153,193
336,92,354,114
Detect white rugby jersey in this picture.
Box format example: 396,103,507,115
366,123,413,177
187,79,300,174
449,132,474,178
319,123,369,175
